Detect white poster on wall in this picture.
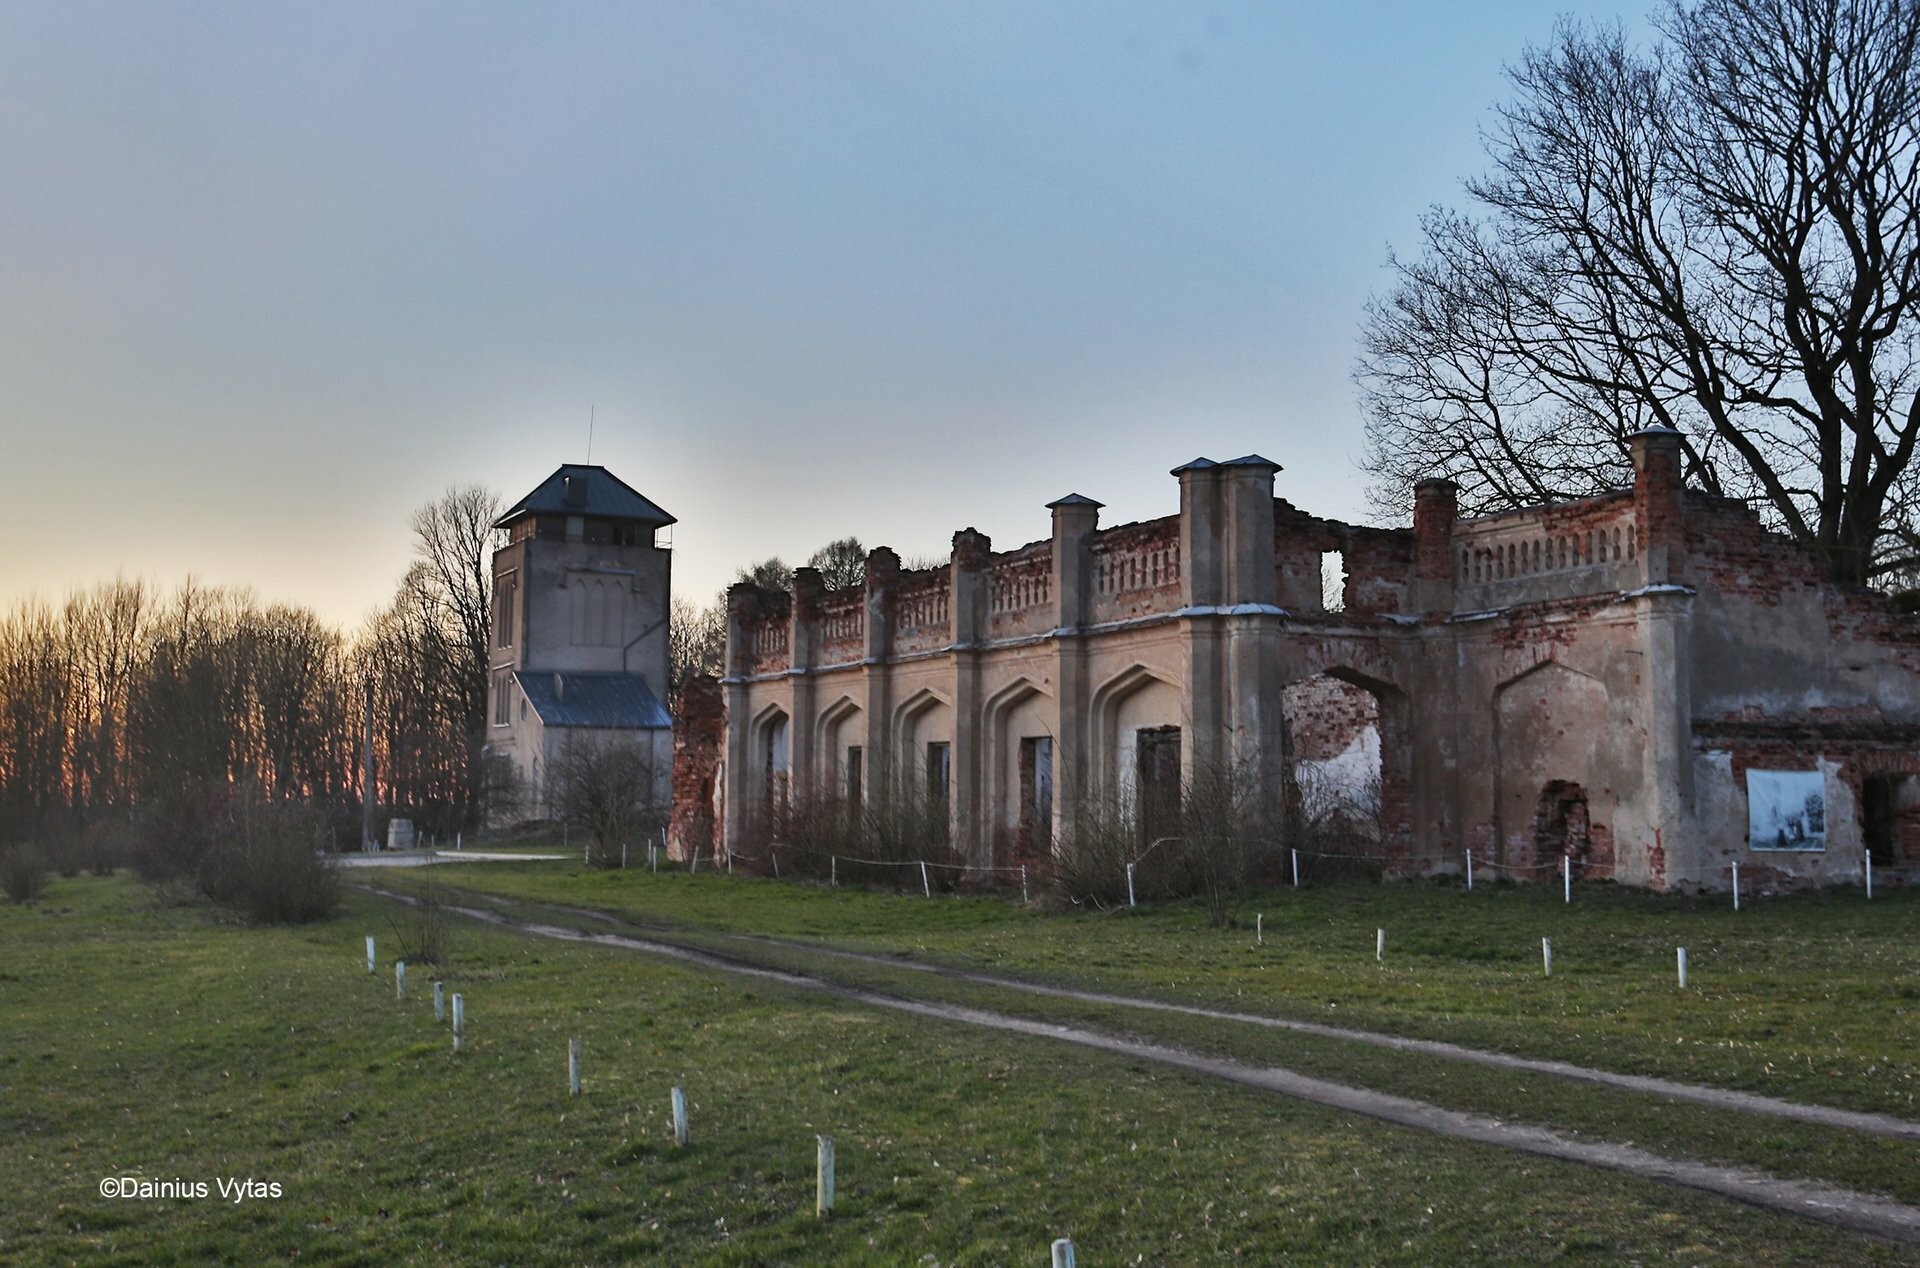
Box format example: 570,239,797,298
1747,769,1826,851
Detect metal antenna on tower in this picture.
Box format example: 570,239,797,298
587,404,595,463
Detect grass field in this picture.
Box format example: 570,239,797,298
389,860,1920,1115
2,870,1915,1264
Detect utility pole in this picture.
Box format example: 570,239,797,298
361,678,376,851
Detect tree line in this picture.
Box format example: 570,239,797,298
0,487,500,858
0,486,898,862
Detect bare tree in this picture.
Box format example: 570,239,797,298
400,486,500,820
1359,0,1920,586
668,597,726,712
549,734,665,868
806,537,867,591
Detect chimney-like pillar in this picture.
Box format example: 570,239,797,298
1173,458,1223,608
1047,495,1102,631
950,528,992,646
1045,498,1100,860
1219,454,1280,607
1630,426,1686,585
950,529,993,870
719,581,757,855
862,547,900,802
788,567,822,796
1412,477,1459,613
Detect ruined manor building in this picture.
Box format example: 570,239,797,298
684,429,1920,890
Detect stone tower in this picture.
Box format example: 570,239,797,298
483,464,676,821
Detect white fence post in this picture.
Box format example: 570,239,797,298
395,961,406,1000
920,861,931,897
671,1086,689,1146
1677,946,1689,989
1465,851,1473,891
831,855,838,887
1256,913,1263,946
1376,928,1385,962
434,981,444,1022
452,994,464,1052
365,935,376,974
1563,852,1571,904
1732,860,1741,911
569,1038,582,1096
1291,849,1299,889
1541,937,1552,977
1021,864,1029,905
1051,1238,1077,1268
1125,862,1136,909
1866,854,1874,899
816,1135,835,1218
772,850,781,879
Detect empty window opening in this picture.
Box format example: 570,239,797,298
763,715,790,811
1532,780,1590,873
1018,736,1054,853
925,741,951,805
1136,726,1182,844
845,746,864,814
1863,774,1916,866
1320,552,1346,613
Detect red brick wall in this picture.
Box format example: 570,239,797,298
668,676,724,862
1282,673,1378,763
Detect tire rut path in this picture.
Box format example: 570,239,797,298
361,883,1920,1248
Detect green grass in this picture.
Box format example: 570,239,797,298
2,873,1913,1264
398,862,1920,1121
383,866,1920,1214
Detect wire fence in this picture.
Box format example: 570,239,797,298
696,833,1454,908
599,831,1859,914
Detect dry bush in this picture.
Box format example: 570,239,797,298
550,736,667,870
743,766,960,891
1,843,48,903
1288,765,1387,883
386,877,453,966
197,799,339,924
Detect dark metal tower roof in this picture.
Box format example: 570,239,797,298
495,465,677,529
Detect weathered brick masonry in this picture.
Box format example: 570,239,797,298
675,430,1920,891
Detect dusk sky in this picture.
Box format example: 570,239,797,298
1,1,1659,629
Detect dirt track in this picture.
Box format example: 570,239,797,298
361,883,1920,1247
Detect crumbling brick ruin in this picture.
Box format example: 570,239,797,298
670,429,1920,891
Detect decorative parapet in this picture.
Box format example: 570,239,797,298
892,566,953,655
742,591,792,675
1452,494,1642,608
816,591,865,656
1087,519,1181,624
985,548,1053,637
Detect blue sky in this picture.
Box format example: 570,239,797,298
0,1,1658,625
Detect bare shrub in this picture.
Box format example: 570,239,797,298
1047,779,1139,907
198,801,339,924
386,877,452,966
83,818,132,876
1,843,48,903
132,787,231,883
550,735,667,869
1044,758,1288,921
744,763,960,890
1288,764,1387,883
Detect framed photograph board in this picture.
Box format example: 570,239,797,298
1747,769,1825,851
